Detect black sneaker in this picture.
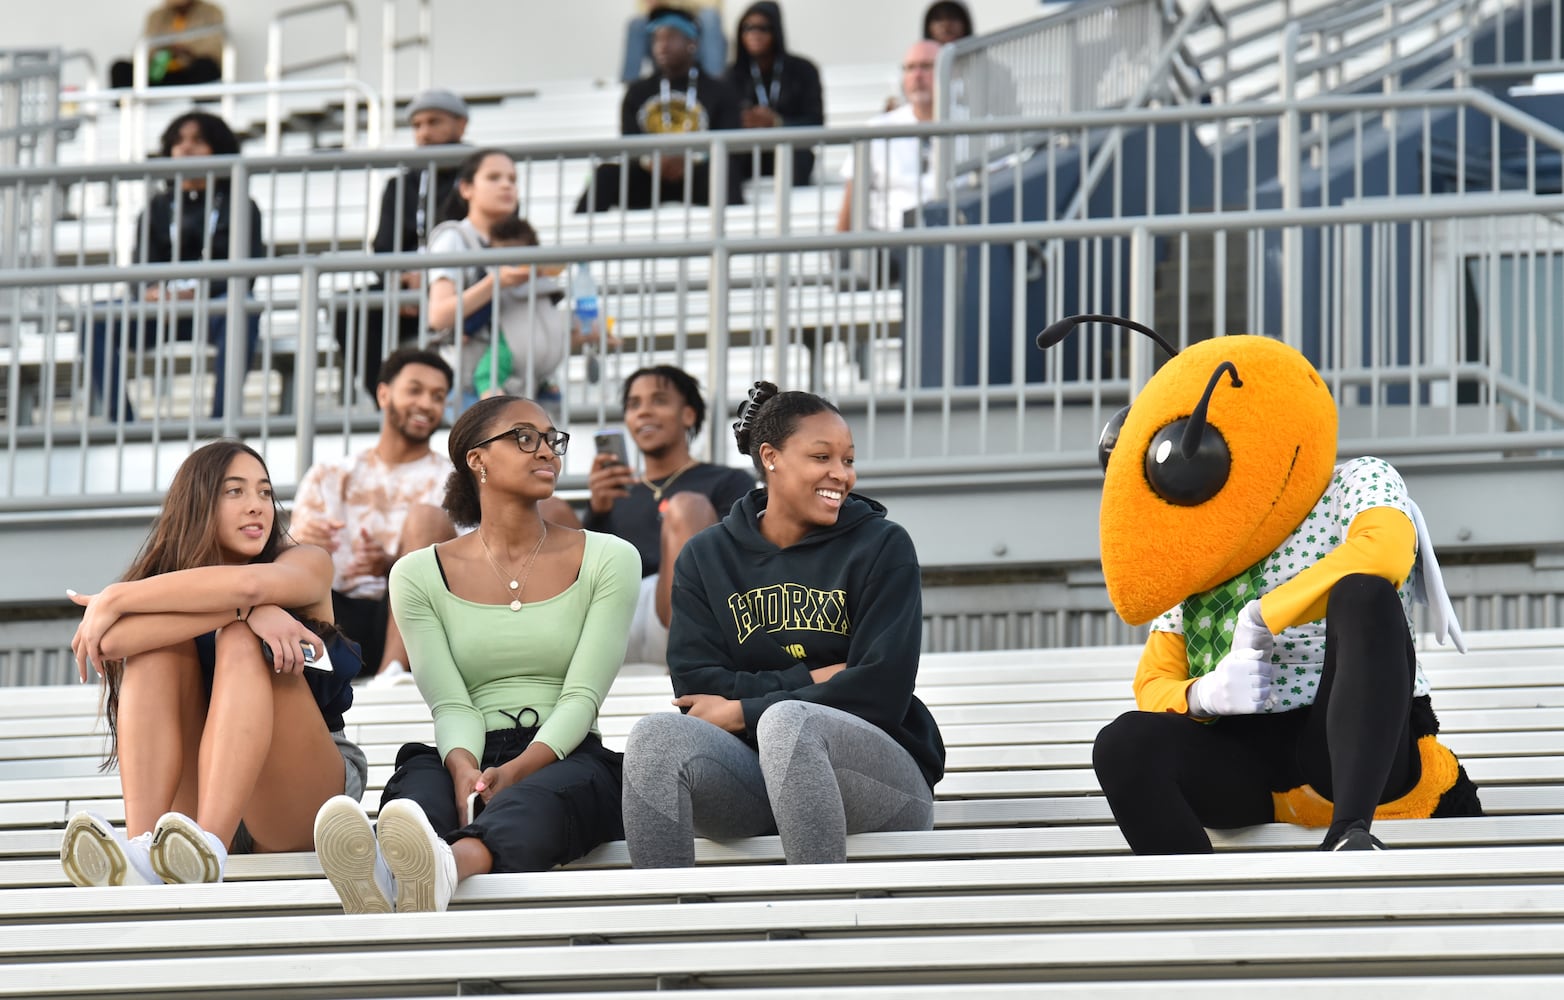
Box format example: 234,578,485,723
1326,826,1386,851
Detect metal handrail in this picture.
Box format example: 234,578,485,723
7,90,1564,452
266,0,359,79
266,0,362,151
129,25,237,132
69,78,383,158
1031,0,1218,313
4,187,1560,292
381,0,434,138
7,87,1564,186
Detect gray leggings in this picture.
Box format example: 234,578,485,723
621,700,934,867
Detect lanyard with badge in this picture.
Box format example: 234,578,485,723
658,66,702,131
415,166,432,243
168,193,222,257
748,57,782,109
165,192,223,296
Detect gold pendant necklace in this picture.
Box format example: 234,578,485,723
643,459,697,503
478,522,548,612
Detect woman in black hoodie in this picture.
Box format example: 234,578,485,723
724,2,824,185
620,382,944,866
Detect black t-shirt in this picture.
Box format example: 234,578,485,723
582,462,755,577
621,69,742,137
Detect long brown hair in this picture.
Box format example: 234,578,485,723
100,440,288,767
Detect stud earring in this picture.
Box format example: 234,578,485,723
480,466,487,484
767,464,775,471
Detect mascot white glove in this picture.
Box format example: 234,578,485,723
1231,599,1274,657
1187,601,1277,717
1187,648,1275,716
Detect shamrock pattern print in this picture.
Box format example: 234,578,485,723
1152,456,1431,712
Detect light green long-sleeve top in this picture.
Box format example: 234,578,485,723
388,531,641,765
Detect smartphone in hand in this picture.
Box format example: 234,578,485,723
260,638,334,673
594,430,630,467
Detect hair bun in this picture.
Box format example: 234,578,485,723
732,380,779,455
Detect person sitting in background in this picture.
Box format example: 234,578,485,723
620,382,945,867
427,151,610,415
85,110,264,421
461,215,618,410
556,366,754,667
622,0,726,83
835,40,940,284
336,89,470,404
290,349,457,686
61,440,365,888
924,0,974,44
724,2,825,186
577,6,744,213
313,396,640,914
110,0,228,89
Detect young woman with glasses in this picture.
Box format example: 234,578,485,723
313,395,641,913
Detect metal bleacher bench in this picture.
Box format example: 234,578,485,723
1,629,1563,996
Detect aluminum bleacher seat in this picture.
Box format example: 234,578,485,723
1,630,1563,996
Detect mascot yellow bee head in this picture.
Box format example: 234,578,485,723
1039,316,1339,626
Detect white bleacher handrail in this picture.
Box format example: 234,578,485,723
68,77,384,160
7,158,1564,490
5,87,1564,505
129,24,237,143
380,0,433,139
266,0,361,152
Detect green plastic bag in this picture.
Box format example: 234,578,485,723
149,49,172,84
472,332,513,394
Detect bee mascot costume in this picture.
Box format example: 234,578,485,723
1041,316,1483,853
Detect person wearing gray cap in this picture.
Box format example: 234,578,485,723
335,88,471,402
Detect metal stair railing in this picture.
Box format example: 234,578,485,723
266,0,362,153
933,0,1209,186
380,0,433,139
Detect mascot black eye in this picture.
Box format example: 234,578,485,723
1141,360,1243,507
1099,406,1130,472
1144,419,1232,505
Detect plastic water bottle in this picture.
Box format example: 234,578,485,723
573,262,600,338
573,262,602,384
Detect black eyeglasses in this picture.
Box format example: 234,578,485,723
474,425,571,456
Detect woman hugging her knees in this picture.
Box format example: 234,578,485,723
620,381,946,867
313,395,640,913
62,440,366,886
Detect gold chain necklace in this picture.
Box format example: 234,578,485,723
477,522,548,612
642,460,698,503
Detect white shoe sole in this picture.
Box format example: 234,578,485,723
150,813,223,884
376,800,449,913
314,796,392,914
60,812,126,887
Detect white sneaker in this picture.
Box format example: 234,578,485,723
60,811,161,886
375,799,457,913
149,812,227,884
368,659,416,689
314,795,395,914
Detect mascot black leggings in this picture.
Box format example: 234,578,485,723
1092,574,1419,853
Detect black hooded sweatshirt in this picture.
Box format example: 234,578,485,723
667,489,945,788
723,1,825,184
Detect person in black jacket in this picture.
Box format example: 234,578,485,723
85,111,264,421
724,2,824,185
576,6,744,212
620,381,945,866
335,89,469,403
